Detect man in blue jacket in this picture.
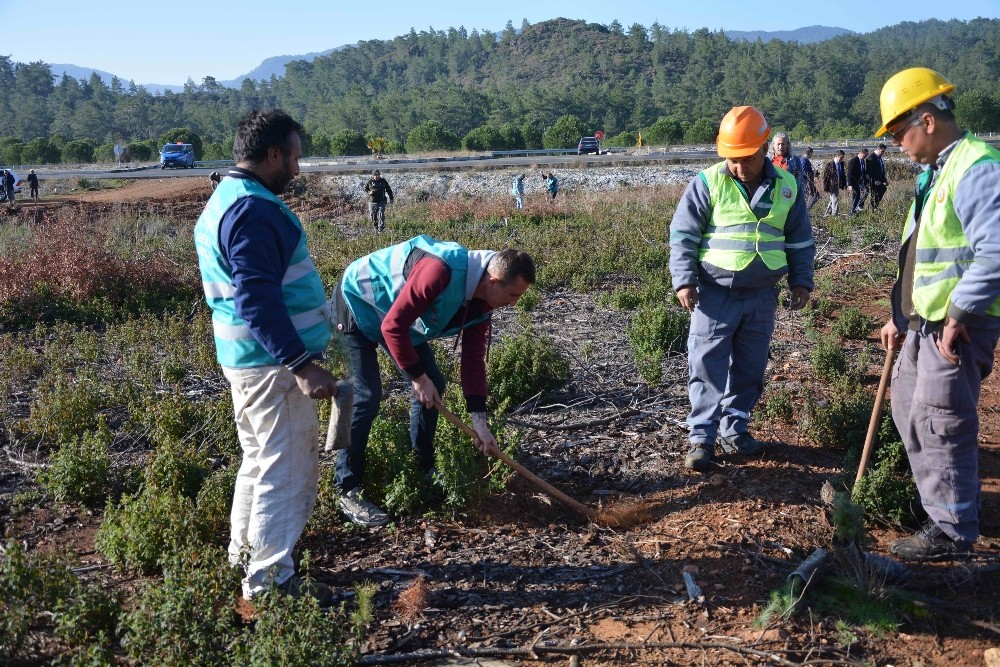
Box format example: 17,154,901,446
669,106,814,472
194,109,338,604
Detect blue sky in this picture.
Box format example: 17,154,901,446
2,0,998,84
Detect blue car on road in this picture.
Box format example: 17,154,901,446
160,143,195,169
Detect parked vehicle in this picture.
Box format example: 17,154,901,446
160,143,195,169
0,170,22,202
577,136,601,155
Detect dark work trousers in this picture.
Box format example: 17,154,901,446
869,182,888,209
335,329,446,492
368,201,387,231
685,283,778,450
890,326,1000,543
850,185,867,213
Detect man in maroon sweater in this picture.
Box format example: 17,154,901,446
335,236,536,526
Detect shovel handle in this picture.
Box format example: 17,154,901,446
854,348,897,491
433,400,598,520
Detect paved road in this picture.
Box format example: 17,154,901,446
27,142,955,181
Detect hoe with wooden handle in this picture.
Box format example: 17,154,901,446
433,400,599,522
853,348,897,495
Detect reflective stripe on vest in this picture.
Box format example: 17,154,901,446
193,176,330,368
908,134,1000,321
698,162,797,272
341,235,490,345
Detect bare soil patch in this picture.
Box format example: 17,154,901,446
4,179,1000,666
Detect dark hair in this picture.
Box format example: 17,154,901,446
233,109,302,164
836,149,845,157
489,249,536,285
876,143,886,151
914,101,956,125
805,147,814,156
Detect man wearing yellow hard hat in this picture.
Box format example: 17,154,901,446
669,106,815,472
877,67,1000,561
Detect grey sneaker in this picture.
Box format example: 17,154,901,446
276,576,334,607
339,488,389,527
718,432,767,456
685,445,712,472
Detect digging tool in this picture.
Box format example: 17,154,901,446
324,379,355,452
433,400,599,522
853,347,897,494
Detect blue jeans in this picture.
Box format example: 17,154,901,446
685,284,778,448
335,330,446,492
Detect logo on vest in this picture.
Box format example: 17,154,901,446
781,187,793,200
936,188,947,203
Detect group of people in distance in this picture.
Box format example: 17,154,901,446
195,65,999,608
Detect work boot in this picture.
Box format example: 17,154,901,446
339,488,389,527
275,575,334,608
684,445,712,472
718,432,767,456
889,520,973,561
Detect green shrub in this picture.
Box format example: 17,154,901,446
25,369,109,443
37,427,111,505
121,548,240,667
0,541,79,656
833,307,876,340
487,329,570,409
627,304,689,385
758,387,794,423
96,488,212,574
809,335,847,381
432,400,519,510
853,426,919,527
145,440,212,500
515,285,541,313
195,465,238,539
358,399,423,516
54,582,120,656
801,386,874,450
234,573,374,667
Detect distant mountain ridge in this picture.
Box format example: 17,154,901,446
724,25,855,43
45,23,852,91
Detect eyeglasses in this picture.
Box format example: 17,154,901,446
888,116,922,142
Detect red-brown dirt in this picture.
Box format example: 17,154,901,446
4,178,1000,666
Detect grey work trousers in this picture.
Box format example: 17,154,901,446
686,283,778,448
891,326,999,543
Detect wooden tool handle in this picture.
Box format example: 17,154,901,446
854,348,896,491
434,401,598,520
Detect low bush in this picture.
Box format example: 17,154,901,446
96,488,213,574
195,465,238,539
234,572,375,667
144,440,212,500
758,387,795,424
853,414,919,527
121,548,241,667
24,369,110,444
487,329,570,409
627,304,689,385
801,385,874,450
833,307,876,340
809,335,848,381
36,427,111,506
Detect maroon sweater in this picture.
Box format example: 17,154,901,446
381,257,490,411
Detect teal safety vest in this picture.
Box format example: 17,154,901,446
193,176,330,368
341,235,491,345
907,134,1000,322
698,162,798,272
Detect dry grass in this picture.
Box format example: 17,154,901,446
393,575,429,620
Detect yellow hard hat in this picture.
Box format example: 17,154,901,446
875,67,956,137
717,106,770,158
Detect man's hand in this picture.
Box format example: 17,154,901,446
411,374,441,409
293,362,338,400
788,286,811,311
676,285,698,312
937,317,971,365
880,319,904,352
470,412,500,458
